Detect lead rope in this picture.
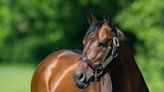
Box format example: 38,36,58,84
93,70,97,92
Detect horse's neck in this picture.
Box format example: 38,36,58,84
99,73,112,92
110,30,149,92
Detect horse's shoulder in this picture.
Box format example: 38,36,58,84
34,49,81,73
40,49,81,62
31,49,81,91
32,49,81,80
49,49,82,60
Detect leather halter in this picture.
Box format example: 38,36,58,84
79,25,119,81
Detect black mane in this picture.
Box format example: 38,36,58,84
84,21,104,39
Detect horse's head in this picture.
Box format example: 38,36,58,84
73,14,119,88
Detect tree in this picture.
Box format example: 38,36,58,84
115,0,164,91
0,0,125,63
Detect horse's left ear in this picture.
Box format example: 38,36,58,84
87,13,97,25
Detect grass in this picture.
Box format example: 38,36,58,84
0,62,163,92
0,64,34,92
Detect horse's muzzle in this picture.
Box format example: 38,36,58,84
73,70,90,88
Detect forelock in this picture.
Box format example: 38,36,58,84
84,21,104,39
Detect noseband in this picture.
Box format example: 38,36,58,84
80,25,120,82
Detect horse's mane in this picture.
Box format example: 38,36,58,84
84,21,104,39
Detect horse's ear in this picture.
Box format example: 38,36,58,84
87,13,97,25
103,13,110,25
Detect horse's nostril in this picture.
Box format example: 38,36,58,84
79,73,86,82
74,71,86,83
73,70,90,88
79,73,83,79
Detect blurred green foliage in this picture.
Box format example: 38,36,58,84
115,0,164,91
0,0,163,91
0,0,132,63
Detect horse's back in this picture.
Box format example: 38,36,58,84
31,50,86,92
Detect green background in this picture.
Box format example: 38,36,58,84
0,0,163,92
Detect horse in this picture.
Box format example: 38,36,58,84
31,14,149,92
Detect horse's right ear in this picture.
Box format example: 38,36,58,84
103,12,111,25
87,13,97,25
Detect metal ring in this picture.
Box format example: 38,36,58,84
113,37,119,47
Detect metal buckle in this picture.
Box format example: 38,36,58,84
96,65,103,77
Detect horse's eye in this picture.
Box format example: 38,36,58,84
98,41,107,47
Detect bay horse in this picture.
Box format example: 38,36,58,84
31,14,149,92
